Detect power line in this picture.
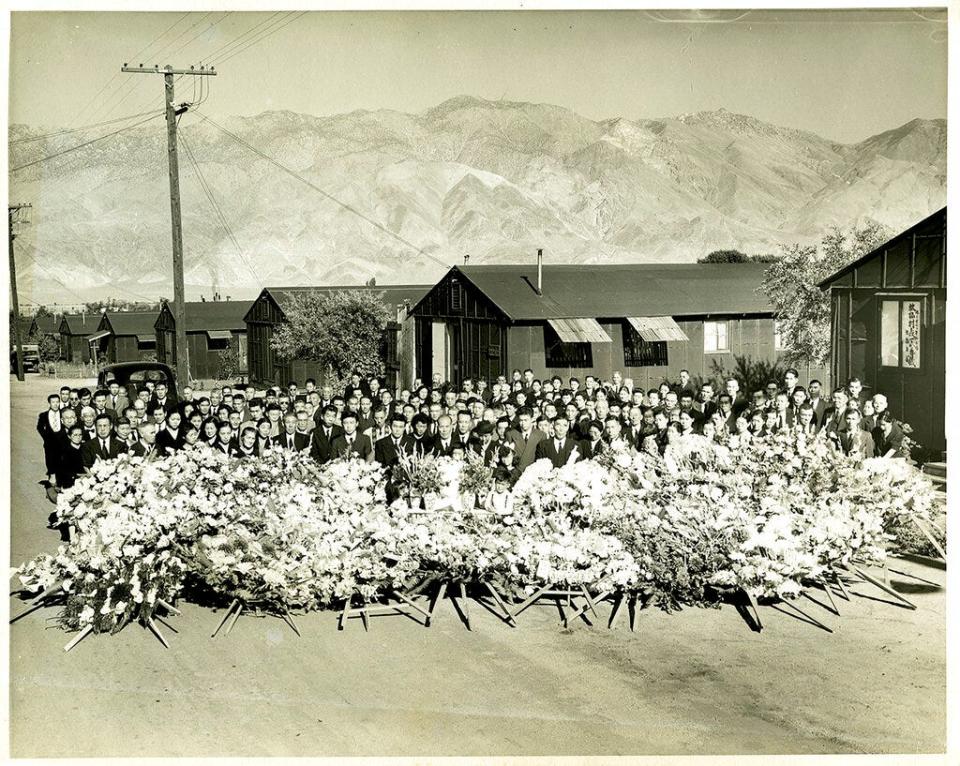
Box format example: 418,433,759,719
10,112,163,173
194,110,450,270
200,11,283,63
207,11,293,64
178,130,261,285
72,12,191,125
10,109,163,145
98,13,214,120
216,12,308,65
166,11,232,60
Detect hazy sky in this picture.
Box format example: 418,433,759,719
9,8,947,143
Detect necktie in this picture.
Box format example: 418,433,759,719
556,440,562,452
288,435,294,448
100,438,107,452
325,427,331,439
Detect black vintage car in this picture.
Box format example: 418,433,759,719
10,344,41,374
96,361,178,403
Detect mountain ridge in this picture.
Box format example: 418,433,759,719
8,96,946,303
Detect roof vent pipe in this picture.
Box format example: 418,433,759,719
537,248,543,295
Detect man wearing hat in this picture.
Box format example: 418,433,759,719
470,420,497,464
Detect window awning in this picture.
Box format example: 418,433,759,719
206,330,233,341
627,316,689,342
86,330,110,343
136,335,155,344
548,318,612,343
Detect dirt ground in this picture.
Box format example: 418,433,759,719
6,375,947,757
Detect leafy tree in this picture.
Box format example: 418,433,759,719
37,334,60,364
84,299,161,313
708,355,787,398
270,290,392,392
217,348,241,380
34,305,53,318
698,250,781,264
761,221,889,367
698,249,750,263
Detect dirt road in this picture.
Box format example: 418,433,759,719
7,375,947,757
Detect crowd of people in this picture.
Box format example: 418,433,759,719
36,366,910,507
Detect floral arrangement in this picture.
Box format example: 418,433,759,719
12,428,940,641
459,450,494,497
396,452,443,497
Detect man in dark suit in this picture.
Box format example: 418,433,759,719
274,412,311,452
578,420,605,460
105,379,130,414
807,379,827,426
37,393,64,481
821,388,851,439
724,378,749,417
406,414,435,457
150,381,178,416
432,415,457,457
310,405,344,465
92,390,118,425
535,415,581,468
81,414,126,468
623,407,647,452
453,410,474,451
839,409,875,459
694,383,718,421
506,407,548,474
375,414,411,502
330,411,373,462
374,413,410,467
129,421,159,458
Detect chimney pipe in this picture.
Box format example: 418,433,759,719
537,249,543,295
464,253,470,265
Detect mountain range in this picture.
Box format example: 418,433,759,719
9,96,946,304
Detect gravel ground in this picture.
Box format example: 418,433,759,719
7,375,947,757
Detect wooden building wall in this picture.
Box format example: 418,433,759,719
156,330,246,381
62,334,92,364
410,272,508,385
504,317,828,391
107,335,155,364
826,209,946,453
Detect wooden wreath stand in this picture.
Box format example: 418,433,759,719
337,590,433,631
738,561,925,636
421,577,516,629
10,581,182,651
506,583,612,628
211,598,302,638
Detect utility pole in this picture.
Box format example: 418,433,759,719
122,63,216,386
8,203,32,382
